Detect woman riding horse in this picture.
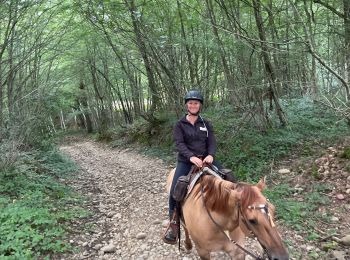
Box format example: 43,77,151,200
162,90,224,244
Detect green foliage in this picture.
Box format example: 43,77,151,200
0,201,69,258
305,191,331,206
206,98,349,181
306,231,320,241
312,183,333,193
0,145,87,258
340,146,350,159
265,183,331,239
0,1,78,149
112,112,177,149
310,163,320,180
95,129,114,142
118,118,151,144
3,88,73,149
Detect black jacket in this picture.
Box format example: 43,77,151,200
173,115,217,162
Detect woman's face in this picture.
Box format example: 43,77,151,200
186,100,201,115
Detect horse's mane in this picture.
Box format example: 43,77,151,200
194,175,235,214
195,175,265,215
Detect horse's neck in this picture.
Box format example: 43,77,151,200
221,204,241,231
197,184,241,231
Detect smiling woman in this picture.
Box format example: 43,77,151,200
186,100,201,117
162,90,228,244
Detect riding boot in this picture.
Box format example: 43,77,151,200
162,210,179,244
220,168,237,183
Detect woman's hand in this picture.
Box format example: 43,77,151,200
190,156,203,168
203,155,214,165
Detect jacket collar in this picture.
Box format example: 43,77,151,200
180,114,201,124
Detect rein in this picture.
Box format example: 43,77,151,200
199,177,266,260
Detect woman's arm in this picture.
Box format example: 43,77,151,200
173,122,195,160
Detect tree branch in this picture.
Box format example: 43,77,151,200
313,0,346,20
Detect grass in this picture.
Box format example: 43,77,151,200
0,145,88,259
264,181,334,241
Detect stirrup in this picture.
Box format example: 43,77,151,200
162,225,178,244
162,212,179,245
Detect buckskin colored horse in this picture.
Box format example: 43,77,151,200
166,169,289,260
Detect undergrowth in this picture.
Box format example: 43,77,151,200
264,183,332,240
0,144,88,259
206,98,349,181
112,98,349,180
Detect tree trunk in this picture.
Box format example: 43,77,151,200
303,0,318,95
7,25,15,118
344,0,350,84
0,63,3,128
252,0,287,126
205,0,239,105
177,0,197,86
125,0,159,117
78,81,93,133
311,0,350,97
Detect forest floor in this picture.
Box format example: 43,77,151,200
57,137,349,260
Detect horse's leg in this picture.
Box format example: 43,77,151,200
196,246,211,260
183,226,192,251
227,227,246,260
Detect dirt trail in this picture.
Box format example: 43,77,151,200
59,140,205,260
58,139,346,260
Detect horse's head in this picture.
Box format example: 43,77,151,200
196,175,289,260
237,178,289,260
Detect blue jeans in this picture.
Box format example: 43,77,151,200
168,160,222,217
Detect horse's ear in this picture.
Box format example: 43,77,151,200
256,176,266,191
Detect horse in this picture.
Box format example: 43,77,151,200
166,169,289,260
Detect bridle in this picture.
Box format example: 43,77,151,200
246,204,275,228
239,203,276,260
199,177,273,260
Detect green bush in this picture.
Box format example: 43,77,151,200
0,146,87,258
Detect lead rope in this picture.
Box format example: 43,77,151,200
176,203,181,251
199,177,265,260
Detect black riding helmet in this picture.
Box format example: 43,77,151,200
184,90,203,104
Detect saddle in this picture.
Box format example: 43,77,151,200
172,165,236,203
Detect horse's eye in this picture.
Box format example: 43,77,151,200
248,219,258,225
